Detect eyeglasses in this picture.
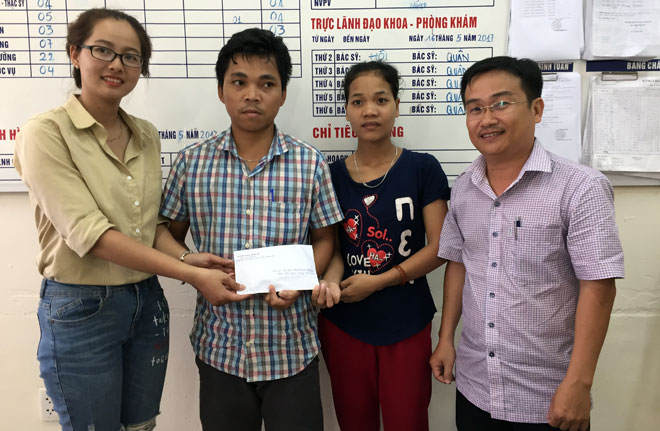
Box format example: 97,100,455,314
78,45,143,68
466,100,529,117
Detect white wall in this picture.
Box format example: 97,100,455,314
1,186,659,430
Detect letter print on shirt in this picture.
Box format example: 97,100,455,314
395,197,415,257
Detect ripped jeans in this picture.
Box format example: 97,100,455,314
37,276,169,431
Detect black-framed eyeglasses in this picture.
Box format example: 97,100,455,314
466,100,529,117
78,44,143,68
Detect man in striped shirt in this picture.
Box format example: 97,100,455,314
431,57,624,431
160,28,342,431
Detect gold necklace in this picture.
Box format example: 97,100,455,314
353,146,399,189
107,120,124,142
240,155,263,163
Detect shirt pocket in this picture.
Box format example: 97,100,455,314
504,225,565,291
262,201,304,245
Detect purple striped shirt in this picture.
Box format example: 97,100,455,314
438,141,624,422
160,127,343,382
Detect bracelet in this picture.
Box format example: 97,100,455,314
393,264,407,286
179,250,193,262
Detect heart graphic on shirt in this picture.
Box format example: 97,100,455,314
342,209,362,246
367,248,387,267
361,241,394,272
344,218,358,240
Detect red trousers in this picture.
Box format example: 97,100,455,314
319,314,432,431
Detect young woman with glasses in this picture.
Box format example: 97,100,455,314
14,9,241,431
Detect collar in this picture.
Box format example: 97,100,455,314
218,125,289,163
63,94,96,129
468,138,552,191
62,94,146,150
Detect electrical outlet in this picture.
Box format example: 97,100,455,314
39,388,58,422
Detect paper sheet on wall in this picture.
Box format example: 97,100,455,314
508,0,583,61
535,73,581,162
584,0,660,60
581,87,593,167
583,76,660,172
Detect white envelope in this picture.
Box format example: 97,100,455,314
234,244,319,295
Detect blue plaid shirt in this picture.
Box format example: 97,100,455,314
160,127,342,381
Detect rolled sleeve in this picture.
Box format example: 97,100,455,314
15,118,114,257
567,175,624,280
309,157,343,229
437,191,464,263
160,151,189,222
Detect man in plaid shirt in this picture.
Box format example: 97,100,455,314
431,57,624,431
160,28,343,430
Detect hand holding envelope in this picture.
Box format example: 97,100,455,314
234,244,341,309
234,244,320,295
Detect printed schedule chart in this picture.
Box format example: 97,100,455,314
0,0,302,79
311,47,492,117
0,0,509,190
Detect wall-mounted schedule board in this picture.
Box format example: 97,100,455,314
0,0,508,191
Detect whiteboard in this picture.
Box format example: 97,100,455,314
0,0,509,191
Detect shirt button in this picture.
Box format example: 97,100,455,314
246,209,252,216
489,351,495,358
488,322,495,328
245,242,251,249
489,292,495,298
494,201,501,207
491,262,497,268
134,201,140,206
245,309,252,315
245,341,253,347
126,175,133,181
492,232,498,237
135,228,141,234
